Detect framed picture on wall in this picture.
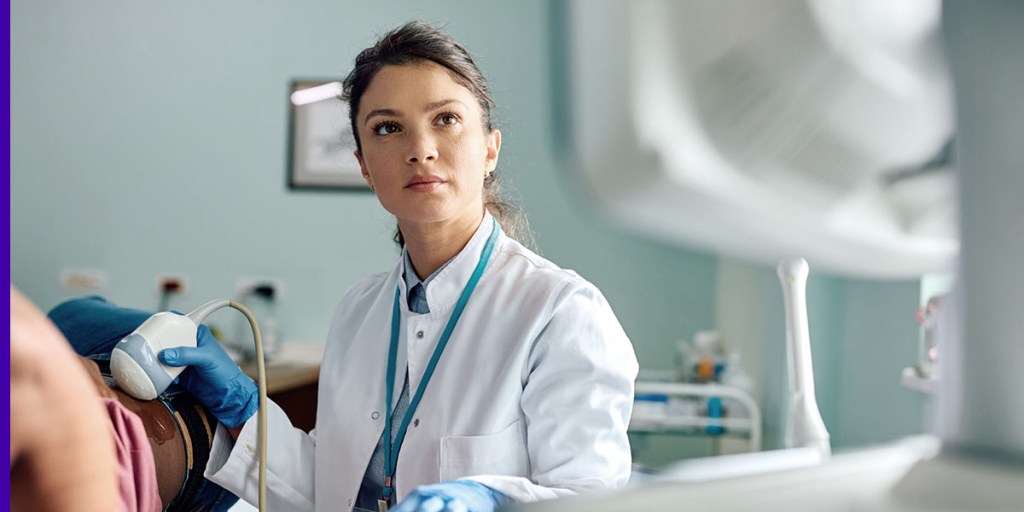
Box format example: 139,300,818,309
287,79,369,190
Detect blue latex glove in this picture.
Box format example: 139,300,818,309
159,324,258,428
391,480,509,512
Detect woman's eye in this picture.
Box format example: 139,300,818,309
435,113,459,126
373,122,401,136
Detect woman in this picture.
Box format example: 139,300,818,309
161,21,638,512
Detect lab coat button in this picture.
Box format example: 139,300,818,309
416,330,424,339
414,418,420,427
371,411,380,420
246,444,255,454
347,499,353,507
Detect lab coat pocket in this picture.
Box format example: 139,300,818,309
439,420,529,481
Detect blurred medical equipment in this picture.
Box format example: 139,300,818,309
559,0,956,278
632,380,762,454
632,257,827,473
634,331,761,454
777,258,830,456
912,294,944,380
521,0,1024,509
111,300,270,512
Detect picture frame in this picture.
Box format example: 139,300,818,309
287,79,369,190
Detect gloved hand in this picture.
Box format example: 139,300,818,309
159,325,258,428
391,480,509,512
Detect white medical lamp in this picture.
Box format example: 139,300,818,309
560,0,957,279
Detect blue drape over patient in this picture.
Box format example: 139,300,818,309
49,296,152,356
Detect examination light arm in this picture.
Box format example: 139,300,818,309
778,258,831,456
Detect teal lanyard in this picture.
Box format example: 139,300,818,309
382,218,500,503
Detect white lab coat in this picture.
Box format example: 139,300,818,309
205,215,638,511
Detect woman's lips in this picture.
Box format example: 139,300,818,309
406,176,445,192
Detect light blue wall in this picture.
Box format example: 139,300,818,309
831,279,930,448
10,0,716,365
10,0,925,459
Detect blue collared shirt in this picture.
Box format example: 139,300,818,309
401,249,452,314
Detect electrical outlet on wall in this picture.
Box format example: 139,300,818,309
235,277,284,300
156,275,188,312
60,269,109,290
157,275,188,295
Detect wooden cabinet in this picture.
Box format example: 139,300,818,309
241,362,320,432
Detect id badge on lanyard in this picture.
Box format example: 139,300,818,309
379,218,500,509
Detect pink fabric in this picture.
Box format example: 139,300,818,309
103,398,161,512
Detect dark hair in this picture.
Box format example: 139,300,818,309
342,21,532,248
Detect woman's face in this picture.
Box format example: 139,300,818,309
354,61,500,231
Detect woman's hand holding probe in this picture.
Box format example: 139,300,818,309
159,325,258,429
